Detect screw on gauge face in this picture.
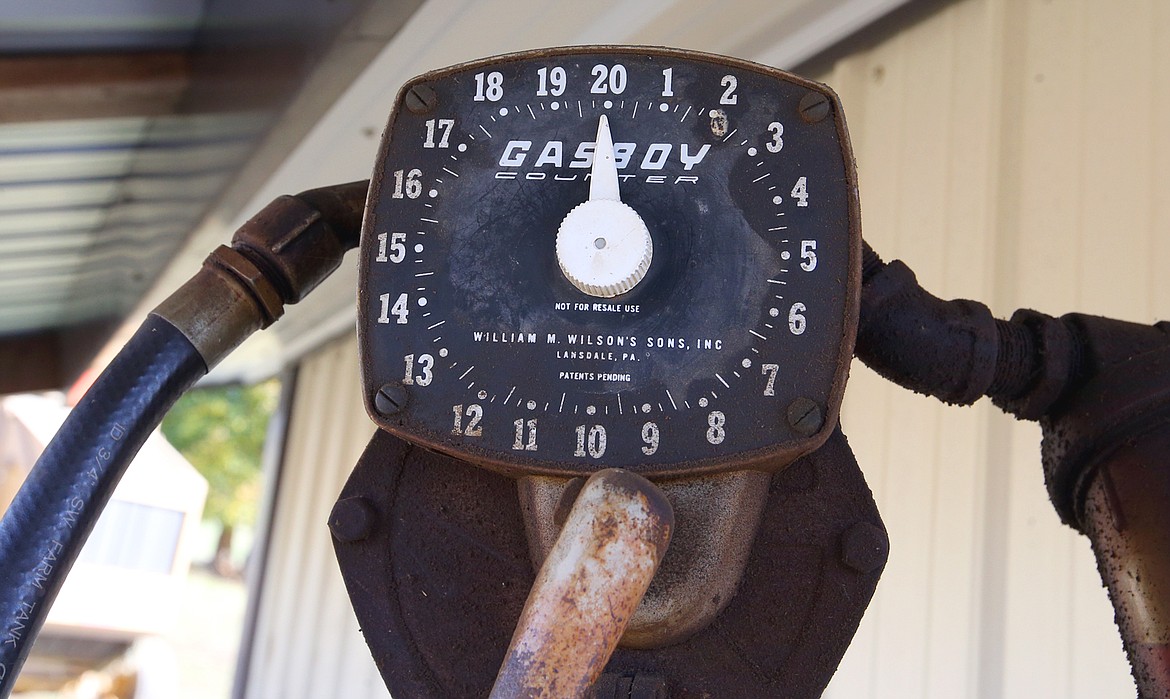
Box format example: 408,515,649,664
405,83,438,114
840,521,889,574
786,396,824,436
375,382,409,416
329,496,377,543
798,91,831,124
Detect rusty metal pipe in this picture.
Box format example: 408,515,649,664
490,469,673,699
1081,429,1170,699
154,180,368,368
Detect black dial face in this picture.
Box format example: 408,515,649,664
359,47,859,477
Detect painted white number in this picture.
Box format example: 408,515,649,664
707,410,726,445
761,364,779,396
661,68,674,97
423,118,454,148
590,64,627,94
402,353,433,386
641,421,660,455
473,71,504,102
800,240,817,271
767,122,784,153
791,176,809,207
536,66,566,96
377,292,408,324
789,303,807,335
720,75,738,105
451,404,483,436
574,425,607,459
375,232,387,262
391,168,423,199
376,232,406,263
513,419,538,451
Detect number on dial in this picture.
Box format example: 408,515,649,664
452,404,483,436
574,425,607,459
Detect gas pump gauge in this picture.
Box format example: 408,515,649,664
351,47,878,697
359,46,860,477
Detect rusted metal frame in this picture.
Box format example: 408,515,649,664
0,52,191,123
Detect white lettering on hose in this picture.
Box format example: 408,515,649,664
3,601,34,648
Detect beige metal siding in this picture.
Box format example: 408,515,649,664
243,0,1168,697
242,336,385,699
820,0,1166,696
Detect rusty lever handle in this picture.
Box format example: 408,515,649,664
490,469,673,698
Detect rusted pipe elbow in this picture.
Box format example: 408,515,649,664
231,180,368,305
153,180,369,367
855,243,999,405
857,242,1084,414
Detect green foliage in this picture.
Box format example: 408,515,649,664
162,379,280,528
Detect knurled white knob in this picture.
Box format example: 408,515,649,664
556,199,653,298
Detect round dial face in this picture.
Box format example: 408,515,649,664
359,47,859,478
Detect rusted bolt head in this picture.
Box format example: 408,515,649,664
840,521,889,574
630,674,668,699
594,673,667,699
405,83,438,114
798,91,831,124
375,382,409,416
329,496,377,543
786,396,823,437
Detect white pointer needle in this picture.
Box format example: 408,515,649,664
589,114,621,202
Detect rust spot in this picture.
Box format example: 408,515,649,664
708,109,729,138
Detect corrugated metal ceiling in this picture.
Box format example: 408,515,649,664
0,113,261,333
0,0,387,392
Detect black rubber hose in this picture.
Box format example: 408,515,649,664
0,314,206,695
